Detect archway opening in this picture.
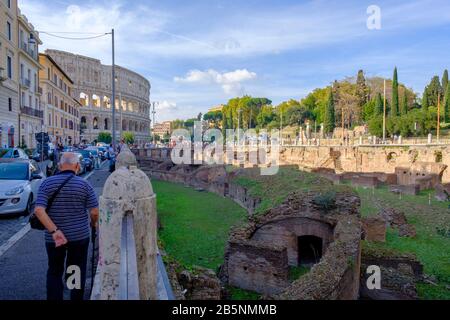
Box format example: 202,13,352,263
297,235,322,266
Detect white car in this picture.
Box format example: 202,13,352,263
0,159,45,216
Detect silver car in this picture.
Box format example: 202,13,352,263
0,159,45,216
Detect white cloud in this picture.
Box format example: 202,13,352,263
158,100,178,112
174,69,256,94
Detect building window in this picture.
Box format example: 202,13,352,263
8,98,12,111
7,56,12,78
48,92,52,104
48,114,51,126
7,22,12,41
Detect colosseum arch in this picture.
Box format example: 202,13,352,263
122,119,128,131
93,117,99,130
135,122,139,132
104,118,109,130
103,96,111,109
80,93,89,106
92,94,101,107
81,116,87,129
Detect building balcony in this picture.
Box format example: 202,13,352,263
20,42,38,61
20,106,43,119
20,78,31,89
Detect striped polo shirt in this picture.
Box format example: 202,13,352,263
36,170,99,243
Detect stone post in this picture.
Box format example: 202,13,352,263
427,133,432,144
359,136,363,145
98,149,157,300
398,135,402,144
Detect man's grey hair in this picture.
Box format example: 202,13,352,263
59,152,80,165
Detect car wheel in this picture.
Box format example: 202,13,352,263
24,195,33,216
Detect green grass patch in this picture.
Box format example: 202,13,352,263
227,287,261,300
154,180,247,270
232,166,351,214
289,266,311,281
354,184,450,299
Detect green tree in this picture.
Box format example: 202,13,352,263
444,83,450,123
375,93,383,116
323,89,335,134
368,115,383,137
442,69,448,94
256,105,276,128
400,92,408,115
97,132,112,144
356,69,368,120
122,132,135,144
424,75,442,108
422,88,429,110
391,67,399,116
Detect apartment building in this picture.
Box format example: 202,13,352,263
152,121,172,139
39,53,81,145
0,0,19,148
17,8,42,149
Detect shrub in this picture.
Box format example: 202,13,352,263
313,191,337,211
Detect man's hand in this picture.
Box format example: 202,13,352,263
53,230,68,247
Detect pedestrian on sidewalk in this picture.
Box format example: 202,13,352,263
34,152,99,301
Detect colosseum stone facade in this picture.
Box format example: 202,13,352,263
45,49,151,145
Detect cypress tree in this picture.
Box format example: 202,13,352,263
391,67,399,116
444,84,450,123
401,92,408,115
323,89,335,134
375,93,383,116
422,88,429,110
443,69,449,94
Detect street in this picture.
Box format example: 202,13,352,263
0,161,110,300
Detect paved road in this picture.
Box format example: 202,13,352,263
0,163,110,300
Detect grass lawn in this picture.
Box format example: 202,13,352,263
153,180,247,270
354,185,450,299
230,165,352,214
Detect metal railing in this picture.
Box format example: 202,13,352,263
20,106,43,118
21,78,31,88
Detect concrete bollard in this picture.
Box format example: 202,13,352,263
428,133,432,144
98,149,157,300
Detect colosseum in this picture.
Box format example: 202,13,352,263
45,49,151,145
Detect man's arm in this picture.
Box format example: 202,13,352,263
90,207,99,228
35,206,67,247
35,206,58,232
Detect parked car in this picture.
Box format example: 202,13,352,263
0,159,45,216
76,150,94,172
0,148,29,160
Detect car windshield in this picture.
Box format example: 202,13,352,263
0,149,14,158
0,163,29,180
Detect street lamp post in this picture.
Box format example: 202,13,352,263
111,28,116,151
383,79,387,143
151,102,157,144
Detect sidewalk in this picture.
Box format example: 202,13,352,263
0,163,110,300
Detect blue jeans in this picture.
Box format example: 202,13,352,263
45,238,89,300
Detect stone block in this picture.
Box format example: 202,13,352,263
389,184,420,195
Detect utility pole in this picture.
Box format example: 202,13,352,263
383,79,386,143
119,93,123,139
111,28,116,151
342,106,345,143
280,107,283,146
151,102,157,144
437,94,441,142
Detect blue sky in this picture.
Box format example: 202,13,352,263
21,0,450,122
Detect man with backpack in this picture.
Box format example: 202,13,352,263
34,152,99,300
